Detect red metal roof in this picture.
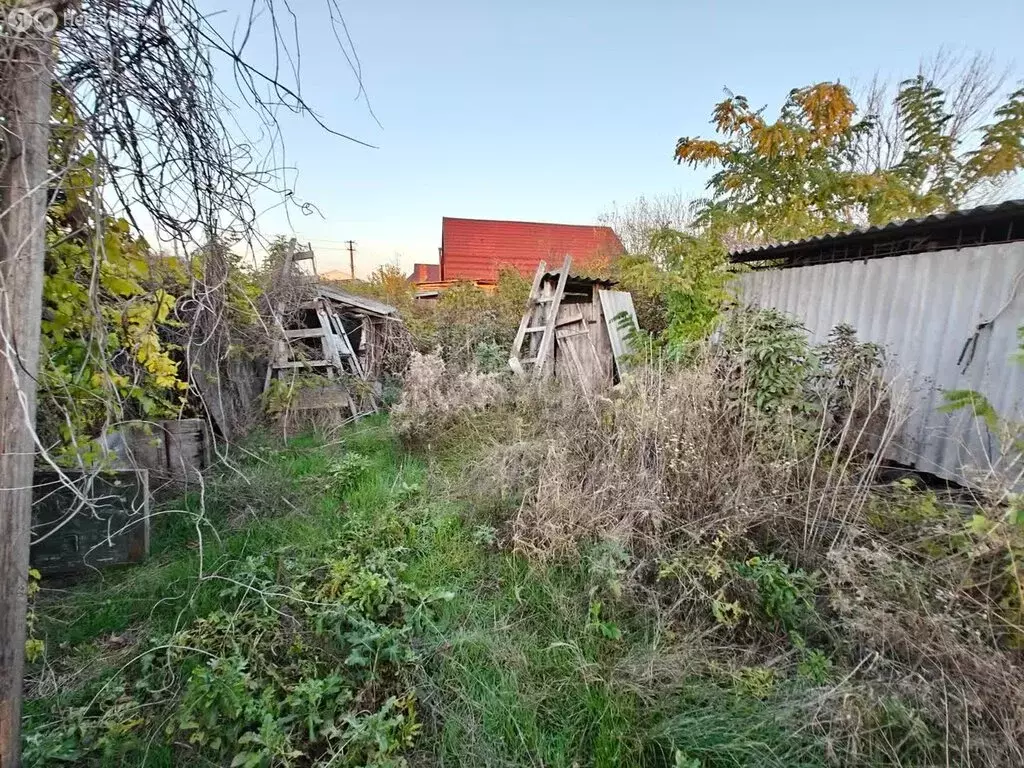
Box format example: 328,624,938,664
440,217,624,281
407,263,441,283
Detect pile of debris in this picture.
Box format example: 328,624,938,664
264,240,403,420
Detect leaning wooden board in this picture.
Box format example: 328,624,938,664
598,290,640,378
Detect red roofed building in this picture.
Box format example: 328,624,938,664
440,217,624,282
407,263,441,283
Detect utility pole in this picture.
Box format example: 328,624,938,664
0,7,58,767
345,240,355,280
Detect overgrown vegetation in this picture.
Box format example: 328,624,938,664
40,94,191,455
25,423,434,766
390,309,1023,766
21,47,1024,768
39,93,275,459
26,302,1024,765
339,265,531,370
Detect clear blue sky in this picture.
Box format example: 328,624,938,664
213,0,1023,276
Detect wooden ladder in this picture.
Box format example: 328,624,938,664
509,255,572,379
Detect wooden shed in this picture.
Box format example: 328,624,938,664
509,256,639,393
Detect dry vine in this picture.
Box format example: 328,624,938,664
1,0,375,760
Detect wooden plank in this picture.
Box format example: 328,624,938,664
164,419,210,485
532,255,572,380
556,291,609,391
554,304,586,327
271,360,333,369
287,383,357,411
317,284,399,317
598,290,640,377
285,328,327,339
555,327,591,340
555,327,608,395
314,302,343,370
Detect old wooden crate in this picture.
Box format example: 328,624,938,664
30,468,150,576
120,418,210,487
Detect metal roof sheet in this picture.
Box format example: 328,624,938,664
729,199,1024,260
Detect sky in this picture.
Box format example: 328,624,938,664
208,0,1024,277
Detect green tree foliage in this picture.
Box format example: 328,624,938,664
40,94,189,456
650,228,731,351
609,225,733,355
675,79,1024,241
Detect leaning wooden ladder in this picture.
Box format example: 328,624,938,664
508,255,572,379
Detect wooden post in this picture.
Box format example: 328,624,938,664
0,12,56,767
346,240,355,280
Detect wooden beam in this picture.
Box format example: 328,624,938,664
0,19,56,767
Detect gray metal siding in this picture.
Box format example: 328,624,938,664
736,243,1024,486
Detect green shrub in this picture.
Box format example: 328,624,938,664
732,554,818,633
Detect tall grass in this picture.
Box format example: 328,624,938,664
25,323,1024,766
429,334,1024,766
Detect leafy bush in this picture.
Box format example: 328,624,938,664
26,539,435,767
461,328,1023,766
22,433,443,767
720,306,818,415
732,554,817,632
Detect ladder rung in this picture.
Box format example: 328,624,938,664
285,328,326,339
272,360,333,369
535,295,555,303
525,326,547,333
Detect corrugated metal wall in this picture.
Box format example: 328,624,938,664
736,242,1024,485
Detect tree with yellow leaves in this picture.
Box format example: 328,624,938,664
676,77,1024,243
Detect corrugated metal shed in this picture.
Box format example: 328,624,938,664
440,217,624,281
735,242,1024,486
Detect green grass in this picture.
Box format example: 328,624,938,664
26,417,834,767
402,502,826,767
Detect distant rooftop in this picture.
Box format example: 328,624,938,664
441,217,624,281
407,263,441,283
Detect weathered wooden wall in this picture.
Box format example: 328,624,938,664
553,286,614,393
120,418,210,488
